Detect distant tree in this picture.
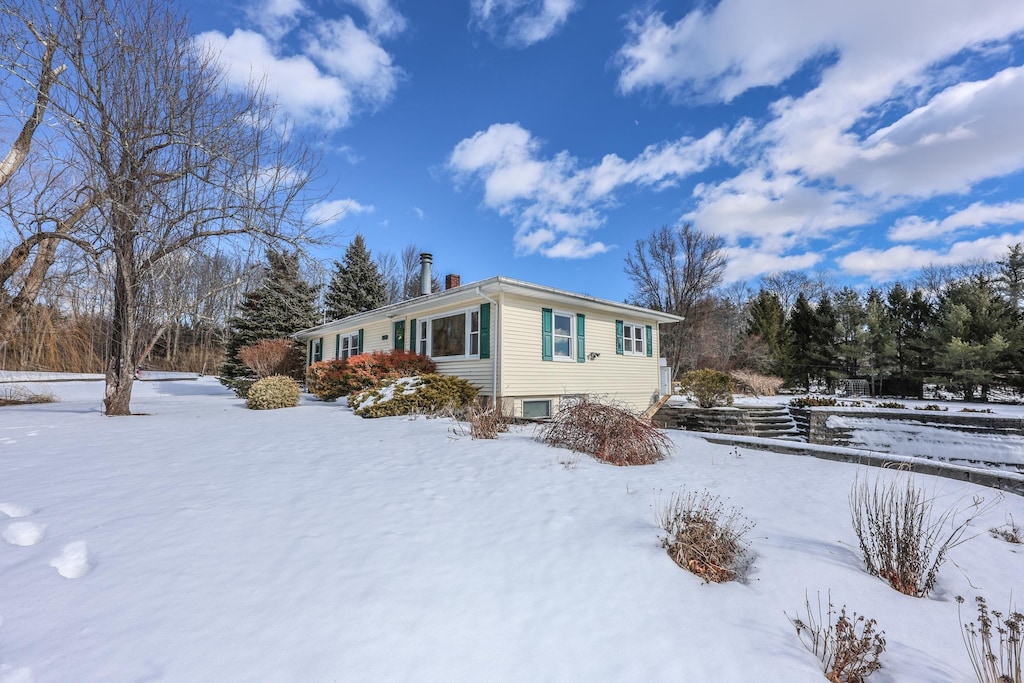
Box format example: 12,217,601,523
811,292,839,390
834,287,867,377
624,223,727,378
997,243,1024,316
760,270,811,313
219,250,321,394
745,289,788,375
786,292,817,390
863,287,894,392
325,234,386,320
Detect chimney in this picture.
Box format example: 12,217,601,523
419,253,432,296
445,274,461,290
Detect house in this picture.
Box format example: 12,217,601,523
295,254,683,418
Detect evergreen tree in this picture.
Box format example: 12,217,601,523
997,243,1024,317
745,289,788,374
834,287,867,378
219,250,321,393
325,234,387,320
811,292,839,390
786,292,817,390
864,287,894,392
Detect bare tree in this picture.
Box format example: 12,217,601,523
2,0,322,414
759,270,811,313
624,223,727,378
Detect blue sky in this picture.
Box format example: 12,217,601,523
190,0,1024,302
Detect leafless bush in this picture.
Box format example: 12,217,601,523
536,397,671,466
787,592,886,682
0,385,57,406
655,489,754,583
989,515,1022,544
849,473,982,597
958,595,1022,683
466,398,510,439
730,369,785,397
239,339,304,379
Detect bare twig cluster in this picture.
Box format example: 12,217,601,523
655,489,753,583
958,595,1023,683
466,398,510,439
536,397,671,466
0,385,57,406
989,515,1022,545
787,592,886,682
849,473,982,597
240,339,304,379
729,369,785,397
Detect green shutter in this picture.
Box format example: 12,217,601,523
615,320,624,355
308,339,314,366
645,325,653,357
357,328,364,354
409,318,417,352
480,303,491,360
576,313,586,363
335,334,340,359
318,337,324,362
393,320,405,351
541,308,553,361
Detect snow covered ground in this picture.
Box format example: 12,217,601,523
0,378,1022,682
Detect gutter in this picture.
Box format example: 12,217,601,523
476,285,500,402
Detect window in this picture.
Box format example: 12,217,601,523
418,320,428,355
423,307,482,359
311,338,322,364
622,323,645,356
469,310,480,356
339,332,360,360
522,399,551,419
553,312,573,359
542,309,583,362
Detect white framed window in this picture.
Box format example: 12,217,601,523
418,320,428,356
552,311,574,360
623,323,645,356
424,308,481,360
522,399,551,419
339,332,359,360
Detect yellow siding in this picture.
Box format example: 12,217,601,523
496,293,661,414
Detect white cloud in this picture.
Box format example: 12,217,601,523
307,198,375,225
723,246,821,283
246,0,307,41
838,232,1024,281
889,201,1024,242
306,16,402,107
343,0,407,38
449,122,734,258
471,0,582,47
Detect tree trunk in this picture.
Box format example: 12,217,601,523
104,214,138,416
0,237,60,339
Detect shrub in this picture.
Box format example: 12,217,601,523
305,359,349,401
350,373,478,418
0,386,57,406
654,489,754,583
338,351,436,395
466,398,510,439
536,397,671,466
962,407,995,414
730,369,785,397
958,596,1022,683
915,403,947,412
989,515,1022,544
790,396,838,408
245,375,301,410
679,369,734,408
876,401,907,409
787,592,886,682
239,338,304,379
849,473,979,597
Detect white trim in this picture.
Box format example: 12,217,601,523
551,310,575,362
423,306,481,361
622,321,646,356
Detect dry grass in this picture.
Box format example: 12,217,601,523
958,595,1022,683
787,592,886,683
536,396,671,466
654,489,754,583
989,515,1022,545
849,473,983,597
730,369,785,397
0,385,57,407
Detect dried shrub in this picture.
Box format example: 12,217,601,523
0,386,57,406
958,595,1022,683
679,368,734,408
466,398,510,439
245,375,300,410
338,351,436,395
654,489,754,583
730,369,785,397
305,359,349,401
915,403,947,412
876,401,907,409
989,515,1022,544
350,373,478,418
239,338,304,379
536,397,671,466
791,396,839,408
962,407,995,414
849,473,980,597
787,592,886,682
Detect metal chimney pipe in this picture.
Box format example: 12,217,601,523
419,253,432,296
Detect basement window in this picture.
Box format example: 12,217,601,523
522,399,552,419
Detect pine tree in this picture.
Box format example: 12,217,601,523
786,292,817,390
997,243,1024,316
834,287,867,377
811,292,839,390
745,289,789,375
219,250,321,394
325,234,387,320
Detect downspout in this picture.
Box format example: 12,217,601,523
476,286,499,406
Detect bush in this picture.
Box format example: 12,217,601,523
958,595,1022,683
849,473,979,597
305,359,349,401
915,403,947,412
787,592,886,682
790,396,838,408
466,398,510,439
962,407,995,414
655,489,753,583
536,397,671,466
730,369,784,397
0,386,57,406
989,515,1022,544
350,373,478,418
338,351,436,395
221,376,256,399
679,369,734,408
876,401,907,409
245,375,301,410
239,338,304,379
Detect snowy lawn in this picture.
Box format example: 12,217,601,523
1,378,1022,682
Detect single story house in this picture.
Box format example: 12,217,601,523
295,256,682,418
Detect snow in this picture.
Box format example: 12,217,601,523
0,378,1022,682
